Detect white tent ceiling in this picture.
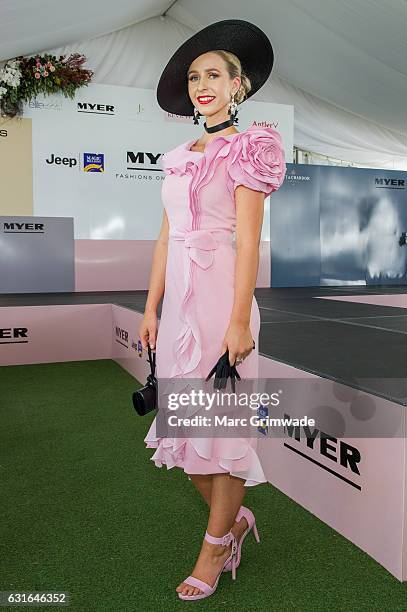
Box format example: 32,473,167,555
1,0,407,169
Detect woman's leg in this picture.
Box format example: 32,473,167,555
189,474,212,506
177,473,247,597
189,473,249,542
207,473,245,535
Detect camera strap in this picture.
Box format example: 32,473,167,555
146,344,157,386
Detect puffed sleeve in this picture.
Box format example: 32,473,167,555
226,126,287,197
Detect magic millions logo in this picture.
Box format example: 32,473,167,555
83,153,104,173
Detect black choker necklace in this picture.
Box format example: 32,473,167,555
204,117,234,133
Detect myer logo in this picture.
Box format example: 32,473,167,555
0,327,29,344
115,326,129,348
126,151,162,171
3,222,44,233
283,413,362,490
375,177,405,189
77,102,115,115
46,154,77,167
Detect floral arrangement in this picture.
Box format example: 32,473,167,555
0,53,93,119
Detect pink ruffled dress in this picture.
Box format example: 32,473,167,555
144,125,286,486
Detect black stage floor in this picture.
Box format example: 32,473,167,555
2,285,407,404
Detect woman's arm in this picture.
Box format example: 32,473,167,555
139,209,169,349
145,208,169,313
221,185,265,365
231,186,264,324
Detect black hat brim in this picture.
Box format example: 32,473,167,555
156,19,274,117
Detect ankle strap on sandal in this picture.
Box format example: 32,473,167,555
205,530,235,547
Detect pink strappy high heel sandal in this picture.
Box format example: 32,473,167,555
223,506,260,572
178,529,238,601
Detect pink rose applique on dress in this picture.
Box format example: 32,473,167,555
226,126,287,197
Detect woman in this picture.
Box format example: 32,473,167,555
139,19,286,601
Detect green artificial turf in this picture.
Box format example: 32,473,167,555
1,359,406,611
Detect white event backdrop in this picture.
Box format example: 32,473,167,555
23,83,293,241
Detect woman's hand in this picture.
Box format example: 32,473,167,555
220,322,254,366
139,310,158,350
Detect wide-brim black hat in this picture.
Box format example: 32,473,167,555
156,19,274,117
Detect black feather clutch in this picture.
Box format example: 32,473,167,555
205,348,241,392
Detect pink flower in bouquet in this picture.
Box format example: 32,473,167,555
34,72,41,79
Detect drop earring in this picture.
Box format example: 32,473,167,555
193,107,201,125
228,93,239,124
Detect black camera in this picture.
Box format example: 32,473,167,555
132,345,157,416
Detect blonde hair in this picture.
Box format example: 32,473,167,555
212,50,252,104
